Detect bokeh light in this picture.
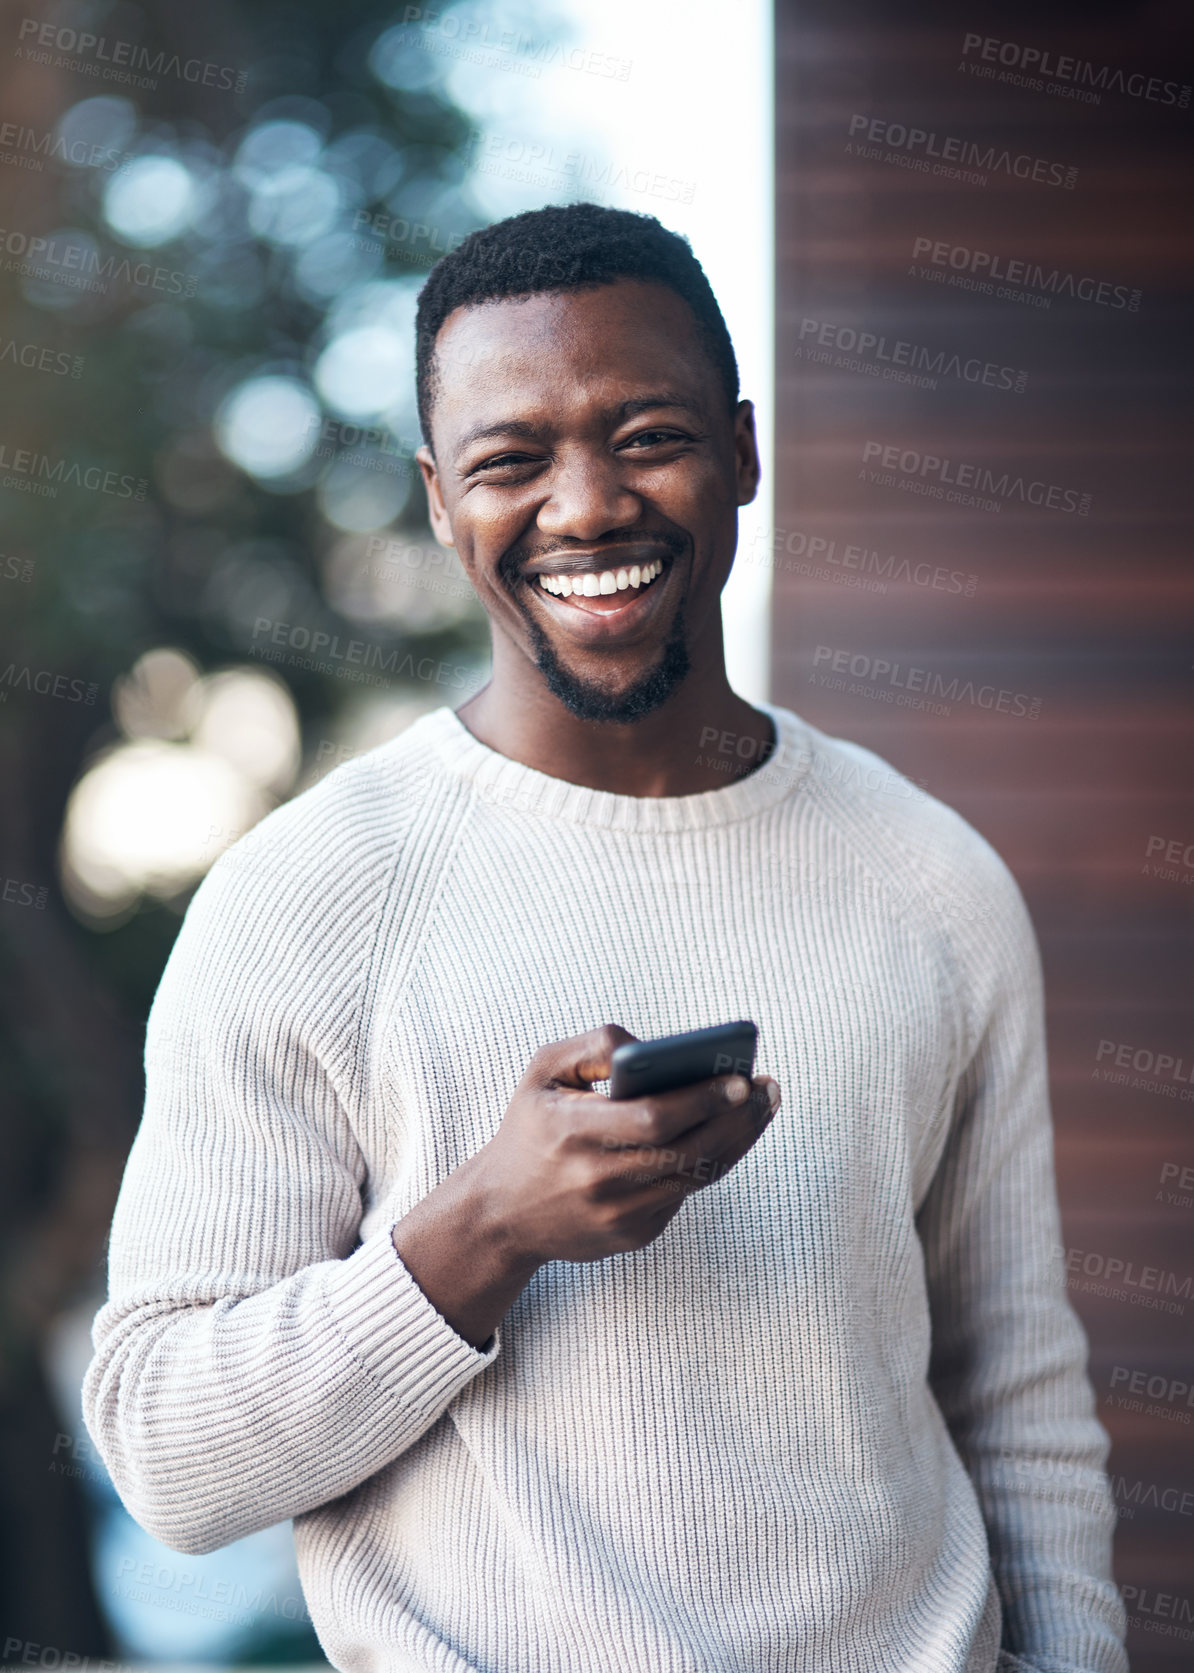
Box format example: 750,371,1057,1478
103,156,198,246
314,325,411,419
316,455,411,531
247,164,346,247
55,95,138,164
369,25,450,93
60,741,265,921
60,653,302,923
214,375,321,480
189,668,302,794
231,118,324,186
111,647,202,740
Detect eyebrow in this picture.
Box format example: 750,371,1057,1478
453,392,704,463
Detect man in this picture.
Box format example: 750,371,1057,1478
84,203,1127,1672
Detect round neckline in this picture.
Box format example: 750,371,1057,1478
406,699,814,833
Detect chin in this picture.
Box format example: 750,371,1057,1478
535,615,691,726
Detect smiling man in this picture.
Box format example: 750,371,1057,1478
84,204,1127,1673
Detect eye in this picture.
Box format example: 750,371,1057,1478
621,428,695,450
475,451,538,470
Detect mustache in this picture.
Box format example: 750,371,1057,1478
496,528,688,593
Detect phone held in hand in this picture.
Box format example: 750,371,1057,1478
609,1021,758,1101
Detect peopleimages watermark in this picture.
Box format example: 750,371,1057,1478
363,534,473,600
795,316,1028,394
743,525,978,600
14,18,247,93
1106,1364,1194,1423
0,334,83,377
467,130,696,206
2,875,48,909
909,236,1141,314
958,33,1191,110
1121,1584,1194,1644
1142,833,1194,884
111,1557,310,1630
1158,1162,1194,1210
0,663,98,705
2,1640,132,1671
0,441,145,502
397,7,632,81
49,1430,107,1486
248,616,478,692
597,1132,734,1194
1,552,36,582
991,1449,1194,1521
350,208,467,265
0,118,136,176
1053,1243,1190,1314
810,644,1042,722
846,112,1077,189
1092,1038,1194,1100
306,415,415,479
0,225,198,298
859,439,1091,516
692,724,933,805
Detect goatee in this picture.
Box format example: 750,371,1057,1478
525,603,691,725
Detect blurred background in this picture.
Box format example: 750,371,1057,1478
0,0,1190,1665
771,2,1194,1668
0,0,772,1664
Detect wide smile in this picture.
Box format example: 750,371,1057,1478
522,552,676,642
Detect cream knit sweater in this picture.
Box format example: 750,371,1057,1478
83,700,1128,1673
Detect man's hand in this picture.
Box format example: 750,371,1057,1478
392,1024,782,1348
470,1023,781,1262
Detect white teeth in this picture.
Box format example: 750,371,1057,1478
536,560,664,598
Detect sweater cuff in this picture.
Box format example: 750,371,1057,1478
320,1225,500,1415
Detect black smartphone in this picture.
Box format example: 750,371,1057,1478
609,1021,758,1101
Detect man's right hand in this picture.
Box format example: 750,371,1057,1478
472,1023,781,1263
391,1024,782,1348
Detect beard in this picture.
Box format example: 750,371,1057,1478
496,530,692,725
524,601,691,724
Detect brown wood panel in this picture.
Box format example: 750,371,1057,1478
773,2,1194,1662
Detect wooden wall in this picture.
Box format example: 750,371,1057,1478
772,2,1194,1663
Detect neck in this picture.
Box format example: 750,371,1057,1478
455,621,776,797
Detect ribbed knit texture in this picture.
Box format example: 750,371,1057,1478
83,701,1128,1673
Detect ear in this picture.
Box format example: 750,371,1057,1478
416,444,456,547
733,400,761,507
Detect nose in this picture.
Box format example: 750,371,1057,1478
535,447,641,543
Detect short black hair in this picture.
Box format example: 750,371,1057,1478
414,201,739,449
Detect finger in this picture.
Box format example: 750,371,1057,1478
553,1073,744,1159
592,1068,762,1151
526,1023,639,1091
603,1075,781,1192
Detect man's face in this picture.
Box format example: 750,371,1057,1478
416,279,760,724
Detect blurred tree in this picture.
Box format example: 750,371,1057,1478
0,0,493,1653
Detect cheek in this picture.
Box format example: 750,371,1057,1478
447,510,530,606
455,495,544,581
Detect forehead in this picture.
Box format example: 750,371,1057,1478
429,279,717,440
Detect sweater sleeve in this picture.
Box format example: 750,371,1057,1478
81,816,498,1557
914,850,1128,1673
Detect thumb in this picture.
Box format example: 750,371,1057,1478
542,1023,640,1090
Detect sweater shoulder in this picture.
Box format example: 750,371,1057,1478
792,718,1038,1027
175,713,458,967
